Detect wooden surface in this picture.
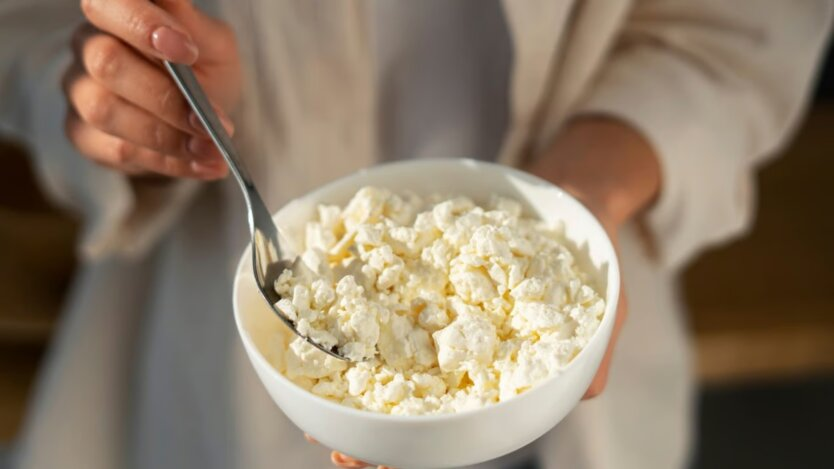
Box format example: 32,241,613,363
0,108,832,440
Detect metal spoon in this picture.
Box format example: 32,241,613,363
164,62,348,361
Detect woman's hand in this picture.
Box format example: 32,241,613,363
304,434,393,469
63,0,242,179
526,116,661,398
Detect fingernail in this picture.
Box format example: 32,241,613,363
217,112,235,135
330,452,350,464
330,452,367,468
189,110,234,136
188,112,209,136
190,160,225,178
187,137,222,162
151,26,198,64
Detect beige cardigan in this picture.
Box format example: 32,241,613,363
222,0,832,270
0,0,830,269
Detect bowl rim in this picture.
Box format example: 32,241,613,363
233,158,620,423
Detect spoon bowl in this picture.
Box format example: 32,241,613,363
164,61,348,360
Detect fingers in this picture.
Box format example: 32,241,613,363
72,24,234,136
64,22,232,180
306,435,369,468
72,23,192,133
330,451,370,469
63,63,225,169
583,349,612,399
154,0,242,111
69,2,238,179
583,286,628,399
154,0,239,64
80,0,198,64
64,64,193,158
306,435,391,469
65,109,227,180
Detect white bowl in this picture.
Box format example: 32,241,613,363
233,159,619,468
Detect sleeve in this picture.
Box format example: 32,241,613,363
0,0,200,260
574,0,833,270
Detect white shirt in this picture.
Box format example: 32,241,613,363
372,0,510,163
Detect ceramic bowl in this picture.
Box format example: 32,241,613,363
233,159,619,468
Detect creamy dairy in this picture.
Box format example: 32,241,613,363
268,187,605,415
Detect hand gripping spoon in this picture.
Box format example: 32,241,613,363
164,62,348,360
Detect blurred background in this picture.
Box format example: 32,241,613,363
1,51,833,469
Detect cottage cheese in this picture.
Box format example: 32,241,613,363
269,186,605,415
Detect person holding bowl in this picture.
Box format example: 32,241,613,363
1,1,830,468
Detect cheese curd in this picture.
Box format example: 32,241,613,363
269,186,605,415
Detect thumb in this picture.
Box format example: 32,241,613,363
155,0,236,64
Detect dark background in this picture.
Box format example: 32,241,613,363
1,45,833,469
687,43,834,469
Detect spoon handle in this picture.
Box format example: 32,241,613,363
163,62,250,186
164,62,275,235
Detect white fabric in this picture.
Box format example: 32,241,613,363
371,0,510,163
1,1,830,468
575,1,834,268
0,0,201,260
